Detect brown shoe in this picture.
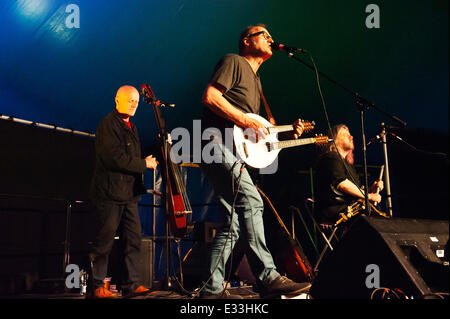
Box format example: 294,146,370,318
260,276,311,298
93,286,118,299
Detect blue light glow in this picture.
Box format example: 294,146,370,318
16,0,49,18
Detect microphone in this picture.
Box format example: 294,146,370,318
367,134,381,146
389,132,404,142
155,100,175,108
384,124,402,130
271,42,307,53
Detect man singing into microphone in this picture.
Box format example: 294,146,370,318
89,85,157,298
199,24,311,299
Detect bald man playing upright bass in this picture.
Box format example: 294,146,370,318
89,85,157,298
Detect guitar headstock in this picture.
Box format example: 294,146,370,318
302,120,315,132
313,134,330,145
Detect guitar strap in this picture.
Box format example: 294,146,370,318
259,88,277,125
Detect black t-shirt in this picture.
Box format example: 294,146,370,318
201,54,262,140
313,151,361,224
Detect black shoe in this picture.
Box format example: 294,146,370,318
200,289,244,299
261,276,311,298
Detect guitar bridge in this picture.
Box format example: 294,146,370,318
242,143,249,158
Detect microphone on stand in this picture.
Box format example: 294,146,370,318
389,132,405,142
153,100,175,108
271,42,307,53
367,134,381,146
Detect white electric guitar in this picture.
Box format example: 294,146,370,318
233,113,329,169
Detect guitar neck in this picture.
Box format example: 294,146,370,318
267,125,294,134
272,137,317,150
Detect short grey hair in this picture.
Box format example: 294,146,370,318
238,23,267,55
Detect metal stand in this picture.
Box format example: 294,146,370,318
142,91,187,291
356,100,371,214
282,51,407,215
63,201,72,272
300,199,338,273
161,131,173,290
313,226,338,273
380,123,394,217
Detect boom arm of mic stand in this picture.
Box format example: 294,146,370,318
285,51,407,215
286,53,407,127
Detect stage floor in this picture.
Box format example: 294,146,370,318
3,285,310,300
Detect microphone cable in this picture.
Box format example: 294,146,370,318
183,158,245,299
301,51,368,203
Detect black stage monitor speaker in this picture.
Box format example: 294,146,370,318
139,238,154,288
109,237,154,289
310,216,448,299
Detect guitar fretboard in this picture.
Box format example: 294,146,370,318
272,137,316,150
267,125,294,134
267,121,315,135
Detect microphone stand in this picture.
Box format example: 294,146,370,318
152,106,173,291
282,51,406,215
380,123,394,217
142,87,173,290
355,97,371,214
161,125,172,290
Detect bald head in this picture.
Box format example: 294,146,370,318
115,85,140,117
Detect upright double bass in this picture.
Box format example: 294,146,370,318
141,84,192,238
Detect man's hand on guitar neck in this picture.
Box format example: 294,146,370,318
292,118,305,139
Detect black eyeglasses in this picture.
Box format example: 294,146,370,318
246,31,272,41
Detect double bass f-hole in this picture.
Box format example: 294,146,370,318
141,84,192,238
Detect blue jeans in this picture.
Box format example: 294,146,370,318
200,141,279,294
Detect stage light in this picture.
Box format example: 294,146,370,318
16,0,50,18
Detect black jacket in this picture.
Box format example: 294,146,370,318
90,108,147,203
